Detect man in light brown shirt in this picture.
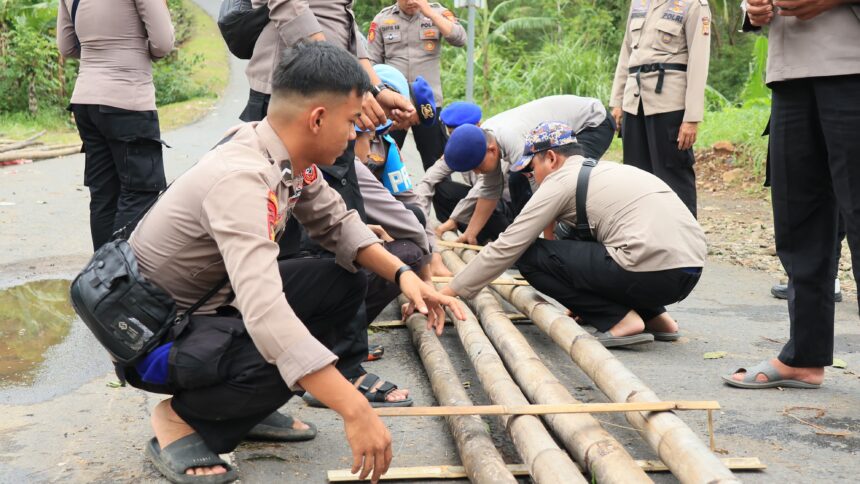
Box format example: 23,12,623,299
439,122,707,348
56,0,174,250
609,0,711,216
367,0,466,169
127,43,462,483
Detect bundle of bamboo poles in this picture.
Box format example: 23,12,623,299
398,295,517,484
0,131,82,163
439,249,651,484
440,232,740,483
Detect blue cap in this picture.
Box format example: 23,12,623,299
373,64,409,98
440,101,482,128
411,76,437,126
510,121,577,173
355,118,393,134
443,125,487,172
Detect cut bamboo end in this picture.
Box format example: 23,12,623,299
374,401,719,417
326,458,766,481
437,240,485,251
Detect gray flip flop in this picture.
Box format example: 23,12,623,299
146,434,238,484
593,331,654,348
244,411,317,442
645,330,681,342
721,360,821,389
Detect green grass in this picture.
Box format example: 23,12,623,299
0,0,228,142
698,105,770,178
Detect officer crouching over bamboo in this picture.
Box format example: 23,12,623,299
435,122,707,348
610,0,711,217
124,43,463,483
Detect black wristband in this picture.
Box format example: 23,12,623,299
394,265,413,286
370,83,388,98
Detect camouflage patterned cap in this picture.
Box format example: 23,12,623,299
510,121,577,173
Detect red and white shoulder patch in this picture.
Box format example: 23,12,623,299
303,164,319,185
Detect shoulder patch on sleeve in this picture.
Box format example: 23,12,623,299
441,9,458,22
303,164,319,185
368,21,378,42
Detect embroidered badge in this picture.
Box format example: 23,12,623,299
631,0,650,18
266,190,278,241
421,103,434,119
368,22,377,42
442,10,457,22
303,165,319,185
702,16,710,35
662,32,673,43
424,41,436,51
383,18,398,25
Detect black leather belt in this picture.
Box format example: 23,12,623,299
629,63,687,94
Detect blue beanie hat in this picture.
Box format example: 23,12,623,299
440,101,482,128
444,125,487,172
411,76,437,126
373,64,410,98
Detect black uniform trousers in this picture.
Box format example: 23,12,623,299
509,113,617,215
389,117,449,170
431,180,515,244
769,74,860,368
126,257,367,454
622,104,697,217
517,239,701,332
71,104,167,250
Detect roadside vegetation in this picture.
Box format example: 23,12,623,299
0,0,227,144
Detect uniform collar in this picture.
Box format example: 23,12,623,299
255,118,293,172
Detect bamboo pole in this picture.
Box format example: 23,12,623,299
441,249,651,484
399,296,516,484
374,401,719,417
445,234,740,483
370,313,529,329
431,276,530,286
327,458,766,481
433,291,586,484
0,131,45,153
436,240,484,251
0,144,81,162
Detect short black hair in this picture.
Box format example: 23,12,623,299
272,42,371,98
551,142,584,158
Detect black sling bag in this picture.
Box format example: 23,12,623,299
218,0,270,59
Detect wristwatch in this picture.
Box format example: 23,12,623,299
394,265,413,285
370,82,388,98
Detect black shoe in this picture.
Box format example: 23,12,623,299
771,283,842,302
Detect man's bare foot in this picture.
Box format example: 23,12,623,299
151,399,227,476
731,358,825,385
353,374,410,403
606,310,645,337
430,253,453,277
644,312,679,334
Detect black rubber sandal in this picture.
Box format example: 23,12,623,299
244,411,317,442
145,434,237,484
365,344,385,361
303,373,413,408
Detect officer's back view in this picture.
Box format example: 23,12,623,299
368,0,466,170
56,0,175,250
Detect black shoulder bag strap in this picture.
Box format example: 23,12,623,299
71,0,81,23
574,158,598,242
169,275,230,340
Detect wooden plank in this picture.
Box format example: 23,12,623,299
431,276,530,286
327,458,765,481
437,240,484,251
374,401,720,417
370,313,529,329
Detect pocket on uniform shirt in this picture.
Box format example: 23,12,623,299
652,18,684,54
116,136,168,192
664,125,695,168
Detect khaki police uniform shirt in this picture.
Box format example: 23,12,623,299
367,2,466,104
246,0,368,94
56,0,175,112
449,156,707,298
129,119,381,389
416,95,608,225
743,5,860,83
609,0,711,122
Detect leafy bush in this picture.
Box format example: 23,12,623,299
0,0,207,117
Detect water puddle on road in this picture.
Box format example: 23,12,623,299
0,279,75,387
